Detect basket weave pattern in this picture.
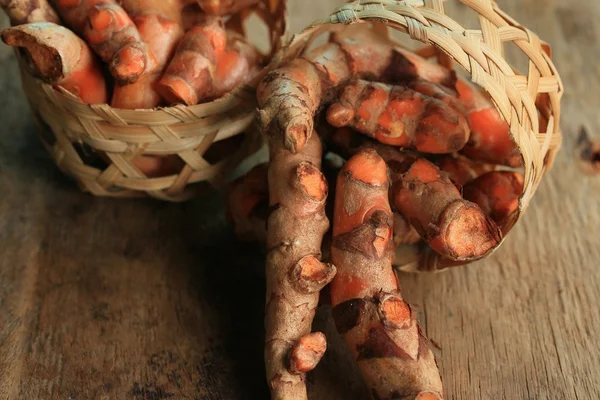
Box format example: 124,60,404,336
276,0,562,269
17,0,287,202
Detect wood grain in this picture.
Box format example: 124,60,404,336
1,0,600,399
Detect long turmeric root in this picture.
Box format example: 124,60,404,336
265,132,336,400
456,79,521,167
197,0,259,15
257,25,456,155
463,171,524,225
112,0,183,109
1,22,107,104
49,0,154,84
1,0,59,25
157,16,226,105
327,127,500,261
326,79,470,153
436,155,494,187
330,149,443,400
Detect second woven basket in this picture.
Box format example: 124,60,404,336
263,0,563,271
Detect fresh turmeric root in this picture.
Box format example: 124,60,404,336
265,132,336,400
330,149,444,400
211,31,262,98
226,163,269,243
463,171,524,225
327,127,501,261
1,22,107,104
49,0,155,84
196,0,260,16
326,79,470,153
257,24,456,155
112,0,184,109
436,155,494,187
456,79,522,167
393,157,501,261
157,16,226,105
1,0,59,25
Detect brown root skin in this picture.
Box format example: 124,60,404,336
326,79,470,154
463,171,524,225
1,0,60,25
265,132,334,400
330,149,443,400
157,16,226,105
1,22,107,104
257,24,445,155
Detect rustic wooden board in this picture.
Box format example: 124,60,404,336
1,0,600,399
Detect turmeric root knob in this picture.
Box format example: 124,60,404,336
290,255,336,294
288,332,327,375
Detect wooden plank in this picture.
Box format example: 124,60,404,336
1,0,600,398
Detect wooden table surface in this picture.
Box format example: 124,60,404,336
1,0,599,399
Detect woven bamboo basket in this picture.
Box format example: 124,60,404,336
15,0,287,202
266,0,562,271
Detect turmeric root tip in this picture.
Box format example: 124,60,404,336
157,16,226,105
394,158,502,261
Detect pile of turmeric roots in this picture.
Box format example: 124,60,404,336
1,0,265,175
227,25,525,399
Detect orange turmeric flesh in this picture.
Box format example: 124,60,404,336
326,79,470,154
330,149,444,400
463,171,524,225
456,79,522,167
436,155,494,187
